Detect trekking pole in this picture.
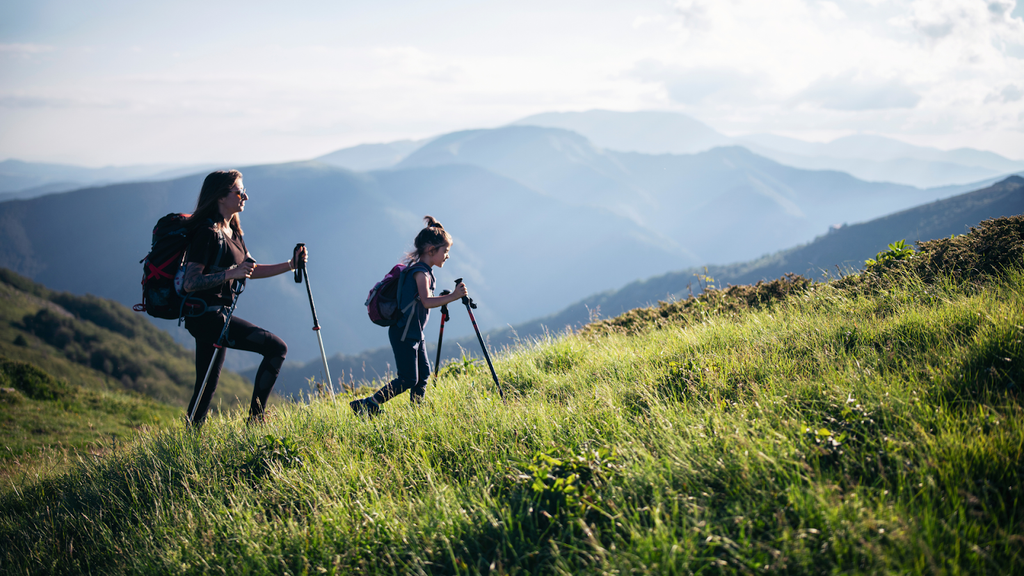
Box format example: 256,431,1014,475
294,243,333,398
189,276,246,425
454,278,505,401
432,290,451,381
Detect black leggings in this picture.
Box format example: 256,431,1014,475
185,311,287,425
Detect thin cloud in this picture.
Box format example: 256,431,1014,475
629,61,767,106
0,94,131,110
985,83,1024,103
671,0,713,30
818,1,847,20
2,1,1023,164
893,0,1024,41
797,72,921,110
0,43,56,56
631,0,1021,142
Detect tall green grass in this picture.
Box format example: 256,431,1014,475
2,267,1022,574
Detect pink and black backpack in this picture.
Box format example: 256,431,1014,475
365,264,409,326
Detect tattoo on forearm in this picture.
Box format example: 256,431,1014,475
182,262,228,293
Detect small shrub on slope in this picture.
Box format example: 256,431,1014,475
0,356,72,402
586,215,1024,337
242,434,306,479
582,273,812,336
846,214,1024,291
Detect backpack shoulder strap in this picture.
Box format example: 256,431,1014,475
395,265,409,311
399,262,431,341
400,298,418,341
200,220,227,273
398,262,431,305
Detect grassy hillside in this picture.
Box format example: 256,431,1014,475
0,269,251,474
2,216,1021,574
1,357,179,479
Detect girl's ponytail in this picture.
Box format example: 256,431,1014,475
404,215,453,264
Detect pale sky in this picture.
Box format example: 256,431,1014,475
2,0,1023,166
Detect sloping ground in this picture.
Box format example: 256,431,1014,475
1,357,178,479
0,269,251,473
585,213,1024,336
1,218,1021,574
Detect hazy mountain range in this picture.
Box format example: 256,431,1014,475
0,159,220,201
6,111,1021,202
315,140,429,172
511,111,1024,189
316,110,1024,189
392,126,991,264
265,175,1024,396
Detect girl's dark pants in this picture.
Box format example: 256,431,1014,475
372,323,429,405
185,311,287,425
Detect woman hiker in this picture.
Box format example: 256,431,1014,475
181,169,307,427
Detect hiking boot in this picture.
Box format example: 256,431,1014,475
349,397,381,418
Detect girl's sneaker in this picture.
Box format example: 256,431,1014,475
349,397,381,418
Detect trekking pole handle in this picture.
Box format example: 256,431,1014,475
235,257,253,294
453,278,477,309
293,243,305,283
439,289,451,320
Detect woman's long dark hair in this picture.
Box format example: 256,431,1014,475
403,215,452,264
188,170,244,236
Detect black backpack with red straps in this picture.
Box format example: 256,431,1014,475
133,213,214,321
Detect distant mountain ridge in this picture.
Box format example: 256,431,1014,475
315,140,428,172
314,111,1023,189
512,110,734,155
0,159,220,200
10,111,1021,202
740,133,1024,171
396,125,985,264
736,134,1024,188
512,110,1024,188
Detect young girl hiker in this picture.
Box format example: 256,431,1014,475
181,169,307,427
350,216,467,416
